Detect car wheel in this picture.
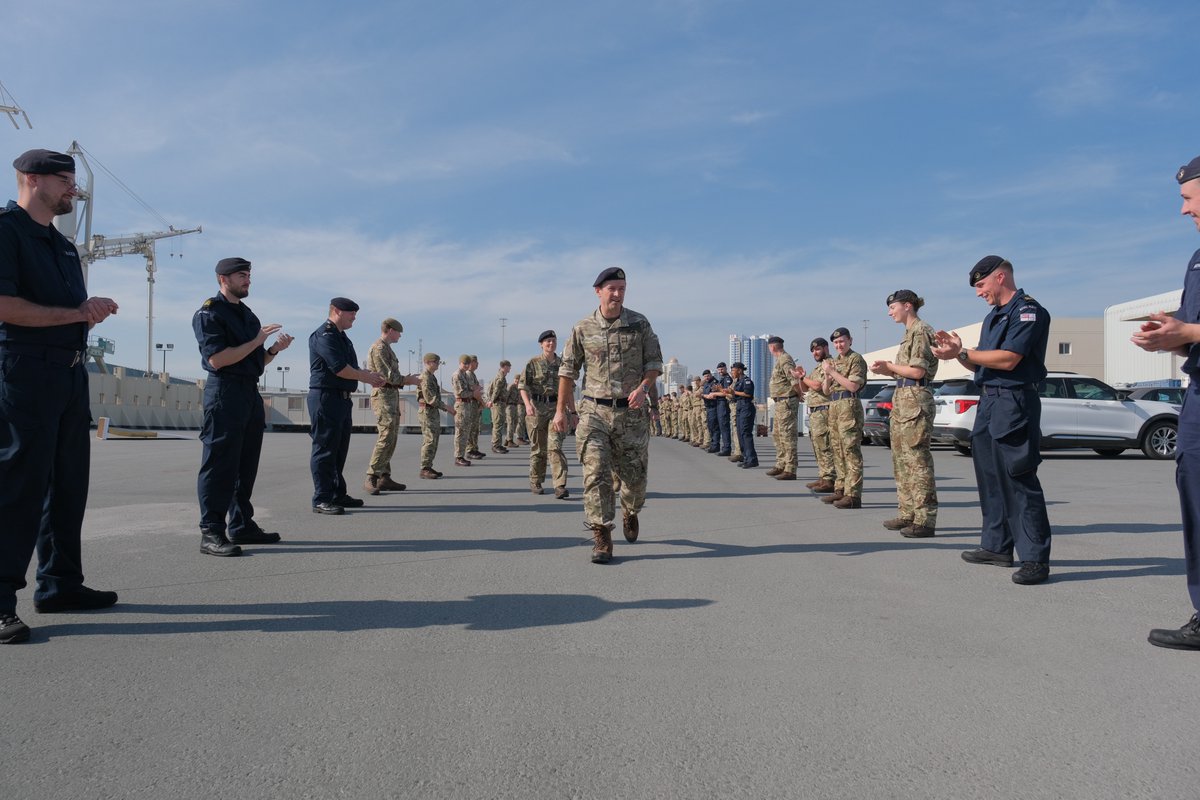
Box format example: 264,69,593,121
1141,420,1177,460
953,442,971,457
1093,448,1125,457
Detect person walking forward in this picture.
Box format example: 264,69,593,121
522,330,570,498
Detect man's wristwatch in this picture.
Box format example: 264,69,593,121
957,350,971,364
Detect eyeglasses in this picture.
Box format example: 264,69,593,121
49,173,78,190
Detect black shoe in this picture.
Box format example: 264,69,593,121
201,529,244,557
717,451,731,457
961,548,1014,567
742,461,759,468
1012,562,1050,585
312,502,345,515
228,525,281,545
34,586,119,614
334,495,364,508
0,612,30,644
1148,614,1200,650
706,447,719,453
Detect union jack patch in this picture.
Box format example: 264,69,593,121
1019,313,1037,322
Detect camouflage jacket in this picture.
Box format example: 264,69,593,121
367,338,402,391
769,350,797,398
418,370,450,412
559,306,663,398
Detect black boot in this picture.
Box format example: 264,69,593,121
200,529,243,557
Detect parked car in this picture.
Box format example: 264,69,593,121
1123,385,1186,405
863,385,896,446
932,372,1179,459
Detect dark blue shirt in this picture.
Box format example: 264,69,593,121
308,320,359,391
733,376,756,412
701,376,720,408
1179,248,1200,378
192,293,265,379
0,200,87,350
975,288,1050,388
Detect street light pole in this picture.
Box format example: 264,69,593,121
408,349,415,373
155,342,173,377
277,365,289,390
500,317,507,360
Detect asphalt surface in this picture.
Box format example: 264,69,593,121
3,431,1196,799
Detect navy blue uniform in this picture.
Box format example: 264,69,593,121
701,376,721,452
193,293,267,538
308,321,360,505
970,289,1052,564
1174,249,1200,613
734,376,758,466
0,200,92,613
715,373,732,454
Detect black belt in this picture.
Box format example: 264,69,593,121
0,343,85,367
772,395,796,401
584,395,630,408
982,384,1036,396
312,387,352,399
895,378,929,388
809,404,829,412
530,393,557,403
829,391,856,401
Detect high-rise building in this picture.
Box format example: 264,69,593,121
663,357,688,395
727,334,775,403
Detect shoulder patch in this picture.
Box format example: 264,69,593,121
201,298,214,309
1023,295,1036,302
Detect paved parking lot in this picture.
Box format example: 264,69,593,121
3,433,1195,799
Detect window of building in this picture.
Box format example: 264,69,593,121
1058,342,1072,355
359,397,371,409
288,397,303,411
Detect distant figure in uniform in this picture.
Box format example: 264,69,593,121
504,378,524,447
193,256,294,558
870,290,939,538
487,360,512,454
797,337,835,492
691,376,707,448
556,267,662,563
451,354,478,467
0,149,120,644
766,336,799,480
522,330,570,498
714,362,733,455
417,353,454,478
364,317,417,496
727,362,758,467
1134,156,1200,648
467,355,486,458
700,369,721,453
821,327,867,509
933,255,1052,585
307,297,385,515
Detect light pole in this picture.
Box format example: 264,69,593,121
408,349,416,373
277,365,289,390
500,317,507,359
861,319,869,353
155,342,173,376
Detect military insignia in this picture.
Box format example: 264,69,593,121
201,299,213,309
1020,313,1037,322
1179,167,1187,182
1023,295,1035,301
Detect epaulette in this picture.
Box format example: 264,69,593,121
201,298,214,309
1023,295,1036,302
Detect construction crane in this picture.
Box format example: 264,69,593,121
0,80,31,129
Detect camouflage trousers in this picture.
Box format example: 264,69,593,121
527,400,568,488
807,407,835,481
506,404,524,442
470,404,483,451
368,389,400,475
490,404,506,448
891,389,938,526
828,398,864,497
575,400,650,527
420,407,441,469
772,397,799,473
454,400,479,456
661,412,673,438
729,403,741,456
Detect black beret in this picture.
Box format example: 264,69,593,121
810,337,827,349
886,289,919,306
969,255,1011,286
1178,156,1200,185
593,266,626,287
12,149,75,175
830,327,851,341
716,362,727,368
330,297,359,311
702,369,712,376
731,361,746,370
766,335,784,345
215,257,251,275
538,329,556,342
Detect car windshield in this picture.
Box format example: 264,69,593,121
935,380,978,396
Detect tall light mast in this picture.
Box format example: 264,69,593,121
0,80,31,129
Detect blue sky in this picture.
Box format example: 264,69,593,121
4,0,1200,384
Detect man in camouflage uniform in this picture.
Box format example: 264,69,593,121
871,290,939,537
766,336,799,480
505,378,525,447
691,376,707,448
555,267,663,564
467,355,486,458
521,330,570,498
821,327,867,509
451,354,480,467
417,353,454,478
364,317,418,495
797,337,835,492
487,360,511,454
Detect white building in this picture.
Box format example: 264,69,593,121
1104,290,1184,387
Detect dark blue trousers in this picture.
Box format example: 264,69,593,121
198,377,265,536
715,403,731,453
0,357,91,612
1175,384,1200,612
737,407,758,465
705,404,720,450
309,389,352,505
971,388,1052,563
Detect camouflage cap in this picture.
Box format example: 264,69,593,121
424,352,441,364
382,318,403,333
459,354,471,364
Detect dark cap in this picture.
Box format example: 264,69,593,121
969,255,1011,286
499,359,511,367
702,369,712,376
830,327,851,341
382,318,403,333
886,289,919,306
766,335,784,345
810,337,828,350
12,149,75,175
1178,156,1200,185
593,266,626,287
716,362,727,368
538,329,556,342
330,297,359,311
731,361,746,370
215,257,251,275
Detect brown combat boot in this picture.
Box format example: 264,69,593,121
766,467,782,477
811,480,836,493
554,486,570,500
820,490,845,504
729,454,743,463
419,468,440,479
805,478,823,489
531,483,544,495
363,475,381,496
901,524,936,538
833,495,862,509
882,517,913,531
623,512,639,542
590,524,613,564
775,472,796,481
377,474,406,492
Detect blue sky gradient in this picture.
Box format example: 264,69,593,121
4,1,1199,382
